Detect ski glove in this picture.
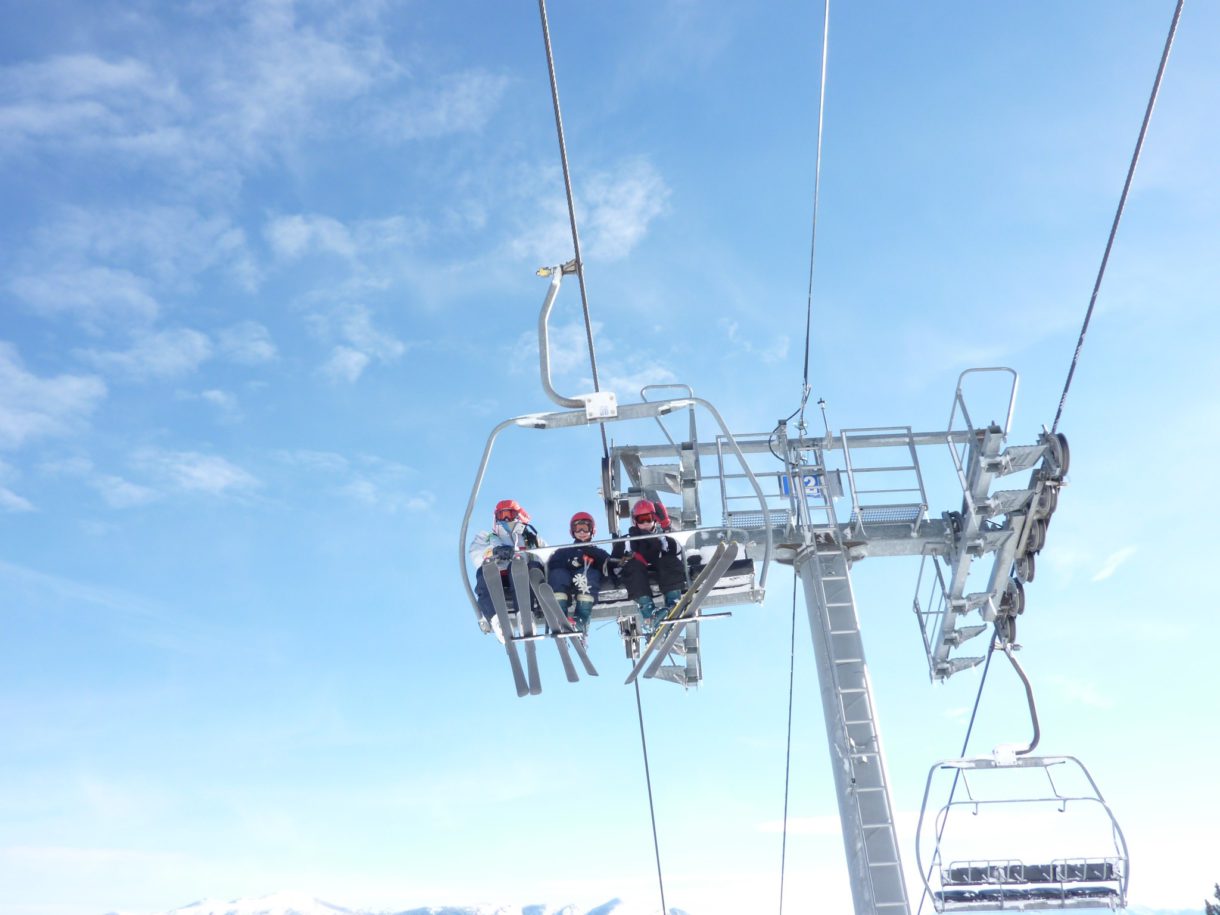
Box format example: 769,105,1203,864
492,545,514,560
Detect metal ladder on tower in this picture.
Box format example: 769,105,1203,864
800,537,910,915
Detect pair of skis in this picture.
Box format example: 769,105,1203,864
624,540,739,685
480,557,598,698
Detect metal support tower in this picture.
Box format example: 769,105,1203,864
795,540,910,915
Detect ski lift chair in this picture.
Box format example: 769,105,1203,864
458,264,775,694
916,754,1129,912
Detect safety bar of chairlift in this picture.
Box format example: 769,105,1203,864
458,396,773,625
914,754,1130,908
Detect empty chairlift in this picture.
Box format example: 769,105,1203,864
915,753,1129,911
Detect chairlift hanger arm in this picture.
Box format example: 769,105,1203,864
536,261,585,410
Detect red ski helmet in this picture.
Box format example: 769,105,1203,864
494,499,530,524
631,499,656,521
570,511,596,537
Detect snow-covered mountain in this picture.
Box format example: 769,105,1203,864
106,892,691,915
104,892,1201,915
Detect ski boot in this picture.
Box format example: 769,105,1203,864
636,594,657,637
574,596,594,635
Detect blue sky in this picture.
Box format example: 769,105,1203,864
2,2,1218,914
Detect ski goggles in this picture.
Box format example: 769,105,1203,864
633,512,656,524
572,519,594,533
495,508,519,521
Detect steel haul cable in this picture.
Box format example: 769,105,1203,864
1051,0,1185,434
915,636,999,915
798,0,832,436
781,3,831,913
536,4,667,912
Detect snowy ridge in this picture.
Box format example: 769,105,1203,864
104,891,1201,915
109,894,692,915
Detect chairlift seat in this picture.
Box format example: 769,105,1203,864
936,858,1122,911
944,861,1114,887
586,544,760,621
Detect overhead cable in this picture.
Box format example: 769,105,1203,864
1051,0,1185,433
915,635,999,915
537,0,603,399
782,7,831,911
536,5,666,911
798,0,832,435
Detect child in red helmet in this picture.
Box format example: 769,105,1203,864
612,498,685,634
468,499,545,640
547,511,612,634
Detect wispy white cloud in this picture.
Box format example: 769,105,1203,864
93,473,159,509
0,12,382,169
1046,673,1115,710
322,346,371,383
9,266,160,328
1091,545,1137,582
342,479,435,513
0,53,185,153
509,159,670,264
0,342,107,450
273,449,430,512
0,459,34,512
581,159,670,260
200,2,394,164
310,303,407,383
0,5,508,192
0,556,192,633
9,205,262,336
36,454,158,508
37,455,94,476
131,448,258,495
720,319,790,364
200,388,238,412
273,449,350,474
35,205,258,290
0,485,34,512
217,321,278,365
375,69,510,141
265,212,424,263
266,213,357,259
601,364,679,398
77,328,212,380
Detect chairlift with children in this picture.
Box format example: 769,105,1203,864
458,262,775,695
